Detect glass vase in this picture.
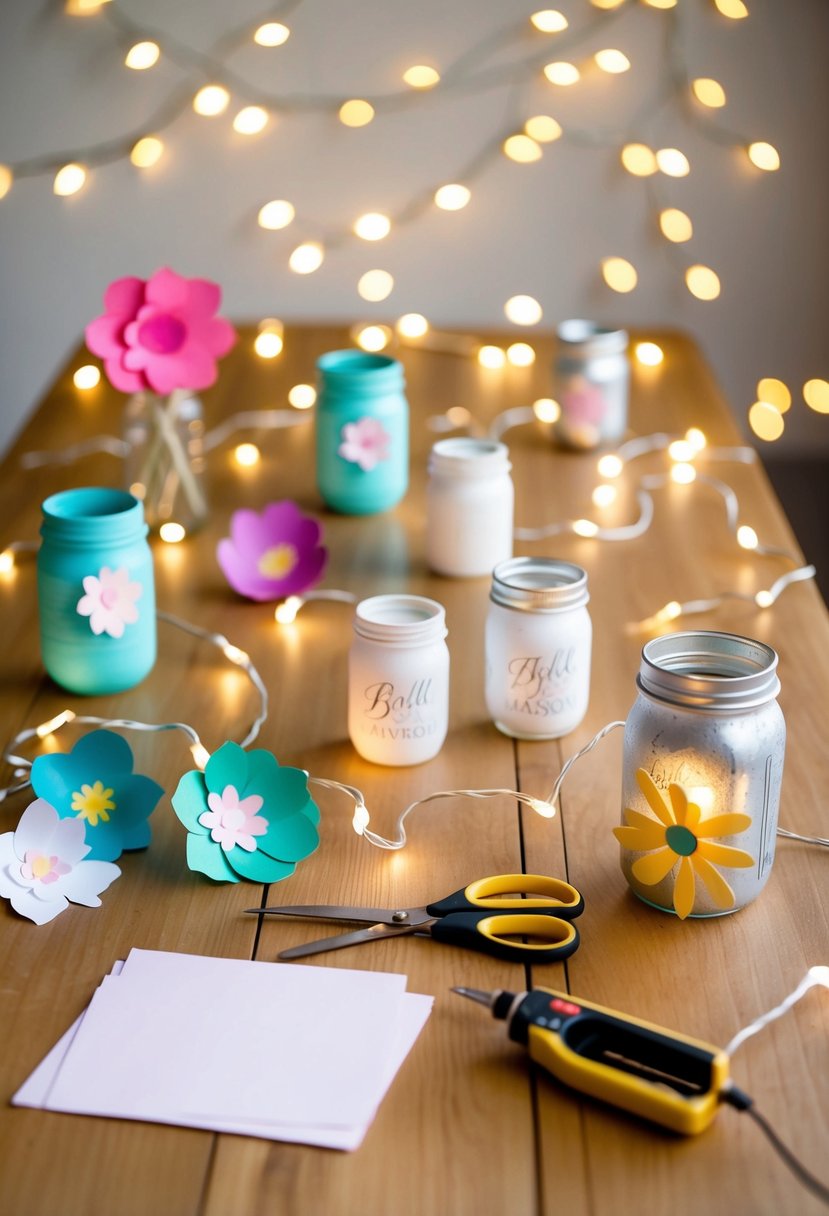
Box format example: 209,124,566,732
123,389,208,534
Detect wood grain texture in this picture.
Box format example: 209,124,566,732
0,326,826,1216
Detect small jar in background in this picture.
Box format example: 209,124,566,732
485,558,591,739
426,437,513,577
551,320,629,450
315,350,409,515
617,631,785,918
37,487,156,695
349,595,449,766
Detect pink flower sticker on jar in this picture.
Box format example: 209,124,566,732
76,565,142,638
338,417,391,471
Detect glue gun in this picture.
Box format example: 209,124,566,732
453,985,732,1135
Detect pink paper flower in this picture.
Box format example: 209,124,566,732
217,501,328,602
85,267,236,395
338,417,391,471
198,784,268,853
77,566,142,638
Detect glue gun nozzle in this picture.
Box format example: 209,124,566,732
451,986,497,1007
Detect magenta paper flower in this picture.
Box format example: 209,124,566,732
217,501,328,602
198,785,268,852
338,416,391,471
85,267,236,395
77,566,142,638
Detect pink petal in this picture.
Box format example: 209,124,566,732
237,793,264,816
245,815,268,837
221,785,240,810
103,276,146,317
206,792,223,814
85,315,128,359
118,601,139,625
82,575,101,594
198,810,220,830
104,355,147,393
184,278,221,316
145,267,189,310
76,595,95,617
185,314,236,359
234,833,257,852
88,610,107,635
103,613,125,639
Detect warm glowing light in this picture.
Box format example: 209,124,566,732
0,165,12,199
503,134,543,163
53,163,86,196
685,427,707,451
397,313,429,339
621,143,657,176
748,401,785,441
289,241,324,274
65,0,111,12
223,643,249,665
714,0,748,18
258,199,295,229
686,265,721,301
656,148,690,177
190,742,211,769
747,141,780,171
590,0,625,9
36,710,76,738
659,207,693,242
434,184,471,210
446,406,471,428
543,62,580,86
507,342,536,367
352,802,371,833
234,443,260,467
193,85,230,116
533,398,561,423
642,0,677,7
73,365,101,390
528,798,556,819
592,484,618,508
594,49,630,74
478,346,506,369
125,41,160,70
804,379,829,414
601,256,638,293
668,439,695,463
130,482,146,499
660,601,682,621
635,342,664,367
403,65,440,89
288,384,316,409
130,136,164,168
275,596,303,624
358,269,394,302
355,325,391,352
756,378,790,412
354,212,391,241
671,463,697,484
597,454,624,478
755,590,774,609
692,78,726,108
524,115,562,143
573,519,599,538
687,786,715,813
234,106,269,135
254,329,283,359
504,295,542,325
159,522,186,543
254,22,290,47
0,550,14,575
339,98,375,127
530,9,568,31
737,525,759,550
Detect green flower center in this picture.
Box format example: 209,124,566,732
665,824,697,857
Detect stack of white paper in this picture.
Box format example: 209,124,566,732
13,948,433,1151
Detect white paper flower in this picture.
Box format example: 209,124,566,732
76,565,142,638
0,799,120,925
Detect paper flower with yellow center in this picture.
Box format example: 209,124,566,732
613,768,754,919
71,781,116,827
217,501,328,602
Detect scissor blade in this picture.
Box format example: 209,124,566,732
245,904,431,927
277,922,418,960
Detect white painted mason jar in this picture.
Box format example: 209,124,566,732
551,320,629,450
617,631,785,919
485,558,591,739
349,595,450,766
426,438,513,577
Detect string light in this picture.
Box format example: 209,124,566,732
506,342,536,367
533,398,561,423
354,324,391,352
621,144,658,176
573,519,600,538
338,99,375,127
274,590,358,626
0,550,15,575
159,522,186,543
601,256,638,293
397,313,429,339
670,462,697,484
275,596,303,625
434,184,471,210
692,78,727,108
747,141,780,171
192,85,230,116
686,427,707,451
642,0,677,9
130,136,164,168
737,525,759,550
748,400,785,441
524,115,562,142
289,241,324,274
233,106,269,135
254,319,284,358
257,199,295,230
478,345,506,369
233,443,260,467
543,62,580,86
288,384,316,409
124,41,160,70
685,264,721,300
0,165,12,199
804,379,829,414
668,439,696,462
592,484,618,508
598,454,624,478
594,49,631,74
73,365,101,389
659,207,693,242
357,269,394,302
655,147,690,177
504,295,542,325
353,212,391,240
714,0,749,20
402,65,440,89
757,378,791,412
634,342,664,366
53,164,86,196
530,10,568,32
503,134,543,163
254,22,290,47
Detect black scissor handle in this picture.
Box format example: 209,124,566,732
430,912,581,964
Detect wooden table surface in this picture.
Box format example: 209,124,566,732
1,325,827,1216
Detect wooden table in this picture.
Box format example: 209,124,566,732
1,325,827,1216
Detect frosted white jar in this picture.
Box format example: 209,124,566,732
349,594,449,766
426,438,513,577
485,558,591,740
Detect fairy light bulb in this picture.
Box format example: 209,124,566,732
533,398,561,423
73,365,101,389
621,144,657,177
125,41,160,70
714,0,748,18
757,378,791,412
642,0,676,7
275,596,303,624
355,325,391,352
656,148,690,177
660,601,682,621
65,0,112,12
601,257,638,293
0,549,14,575
403,65,440,89
504,295,542,325
222,643,249,666
671,463,696,484
258,199,295,230
0,165,12,199
36,710,76,738
634,342,664,367
668,439,695,463
594,49,630,74
808,966,829,987
130,136,164,168
737,525,759,550
684,429,706,453
358,269,394,302
352,801,371,834
528,798,556,819
686,265,721,301
592,484,617,508
543,62,580,86
159,522,186,543
478,346,506,369
354,212,391,240
53,163,86,196
397,313,429,339
507,342,536,367
503,134,542,163
659,208,693,243
254,22,290,47
190,742,211,769
288,384,316,409
597,454,624,478
573,519,599,538
692,78,726,108
530,10,568,31
524,115,562,142
590,0,625,7
193,85,230,116
803,379,829,414
755,590,774,608
233,106,269,135
748,401,785,441
434,184,470,210
254,321,283,358
747,142,780,171
339,99,375,127
234,443,260,467
289,242,324,274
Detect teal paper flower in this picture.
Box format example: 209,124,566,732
30,730,164,863
171,741,320,884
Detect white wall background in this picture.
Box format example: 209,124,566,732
1,0,827,456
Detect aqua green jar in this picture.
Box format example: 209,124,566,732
38,487,156,695
315,350,409,514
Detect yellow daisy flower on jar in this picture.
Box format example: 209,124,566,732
613,768,754,919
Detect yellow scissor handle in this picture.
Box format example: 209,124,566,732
429,912,580,962
464,874,583,915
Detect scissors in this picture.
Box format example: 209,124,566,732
245,873,584,963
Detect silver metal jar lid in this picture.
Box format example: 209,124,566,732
556,319,628,357
637,630,780,712
489,558,589,612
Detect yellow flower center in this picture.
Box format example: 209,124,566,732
71,780,116,827
31,854,52,879
258,543,298,578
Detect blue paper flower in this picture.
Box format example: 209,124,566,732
171,740,320,884
30,730,164,863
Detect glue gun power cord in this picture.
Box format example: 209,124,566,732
721,1083,829,1207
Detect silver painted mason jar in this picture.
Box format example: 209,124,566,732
551,319,629,450
615,631,785,919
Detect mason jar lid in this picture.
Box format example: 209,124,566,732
317,350,404,397
353,594,447,645
556,319,628,357
490,557,589,612
637,630,780,711
428,438,511,480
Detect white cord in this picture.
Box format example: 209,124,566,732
724,967,829,1058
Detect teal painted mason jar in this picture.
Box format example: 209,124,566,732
315,350,409,514
38,487,156,695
